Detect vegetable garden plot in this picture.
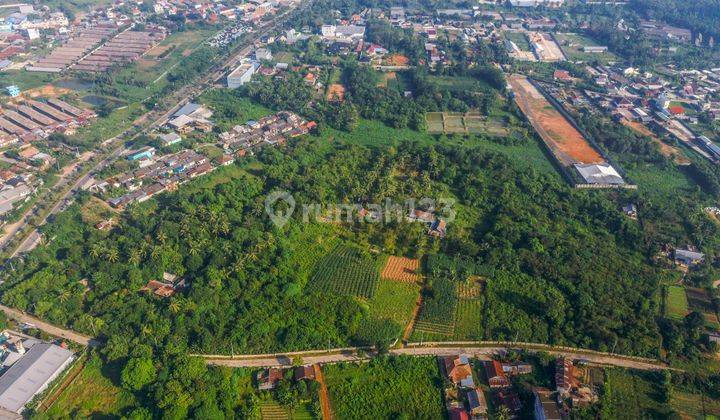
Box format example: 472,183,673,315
381,256,421,282
412,277,457,336
307,245,379,298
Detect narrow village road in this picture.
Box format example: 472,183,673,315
313,364,332,420
203,343,676,372
0,304,92,346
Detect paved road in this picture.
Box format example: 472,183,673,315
0,153,95,253
9,145,125,257
204,344,673,372
0,304,92,346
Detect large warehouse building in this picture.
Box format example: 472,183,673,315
0,343,74,414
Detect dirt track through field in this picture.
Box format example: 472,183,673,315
509,74,604,166
314,364,332,420
403,293,423,342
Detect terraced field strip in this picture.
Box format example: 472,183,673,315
413,320,455,336
261,401,290,420
308,245,379,298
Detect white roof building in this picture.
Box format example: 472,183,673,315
0,343,74,414
574,163,625,185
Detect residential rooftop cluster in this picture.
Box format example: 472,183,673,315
0,98,95,144
440,354,597,420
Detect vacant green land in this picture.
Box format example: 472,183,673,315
505,31,531,51
666,285,689,321
555,32,618,63
324,356,444,420
40,356,135,419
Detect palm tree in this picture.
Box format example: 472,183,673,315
168,299,181,314
89,244,103,259
106,248,120,263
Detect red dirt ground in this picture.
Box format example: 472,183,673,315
509,74,604,165
381,256,420,282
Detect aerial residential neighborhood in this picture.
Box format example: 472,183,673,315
0,0,718,418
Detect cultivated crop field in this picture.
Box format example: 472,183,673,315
369,279,421,328
381,256,421,282
412,277,457,338
307,246,379,298
508,74,605,166
426,112,509,136
685,287,720,328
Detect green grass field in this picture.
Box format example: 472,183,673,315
603,369,671,418
505,31,531,51
324,356,444,420
666,285,689,321
554,32,617,64
200,89,273,131
40,356,135,419
307,245,379,298
369,279,421,328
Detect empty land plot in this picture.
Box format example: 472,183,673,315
381,256,421,282
508,74,604,166
307,245,379,298
622,120,689,164
555,33,616,63
528,32,565,62
505,31,531,51
326,83,346,102
665,285,689,321
369,279,421,327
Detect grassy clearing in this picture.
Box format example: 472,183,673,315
40,356,135,418
505,31,531,51
324,356,444,420
665,285,689,321
603,369,670,418
554,32,618,64
0,71,56,93
200,89,273,131
369,279,421,327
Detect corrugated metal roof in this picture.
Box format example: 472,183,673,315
0,343,74,413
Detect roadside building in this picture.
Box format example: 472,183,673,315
0,343,74,414
533,387,562,420
227,62,258,88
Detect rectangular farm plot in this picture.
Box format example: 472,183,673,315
411,277,457,339
369,279,421,327
426,112,509,136
307,246,379,298
665,285,689,321
381,256,421,282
